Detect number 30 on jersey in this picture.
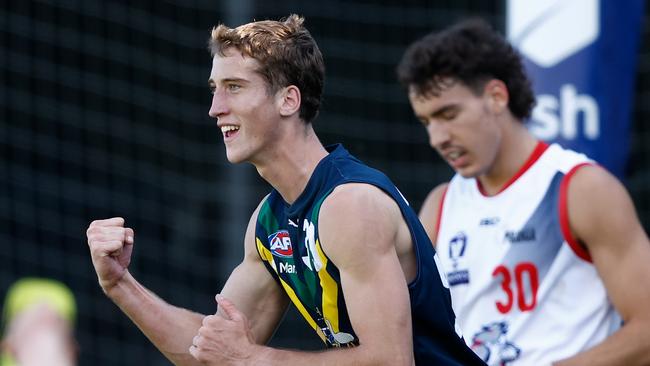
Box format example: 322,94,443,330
492,262,539,314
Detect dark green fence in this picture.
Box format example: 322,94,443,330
1,1,647,364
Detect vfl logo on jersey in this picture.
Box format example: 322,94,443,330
447,232,470,286
471,321,521,365
268,230,293,258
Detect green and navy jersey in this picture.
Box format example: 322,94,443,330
255,144,485,365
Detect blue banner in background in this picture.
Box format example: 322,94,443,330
507,0,644,178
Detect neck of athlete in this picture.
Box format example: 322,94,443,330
478,117,539,196
254,121,328,204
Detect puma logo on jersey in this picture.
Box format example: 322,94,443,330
268,230,293,258
480,217,500,226
505,228,536,243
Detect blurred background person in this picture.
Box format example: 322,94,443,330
1,278,77,366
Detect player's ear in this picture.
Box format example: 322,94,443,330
278,85,301,117
483,79,509,114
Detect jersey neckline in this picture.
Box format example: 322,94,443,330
476,141,549,197
281,143,347,217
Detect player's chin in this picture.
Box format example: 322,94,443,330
224,149,247,164
226,156,247,165
455,164,481,178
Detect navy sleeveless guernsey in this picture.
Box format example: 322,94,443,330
255,144,485,365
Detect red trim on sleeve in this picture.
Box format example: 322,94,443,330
434,186,449,240
477,141,549,196
559,162,594,262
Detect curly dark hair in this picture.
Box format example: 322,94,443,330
397,18,535,120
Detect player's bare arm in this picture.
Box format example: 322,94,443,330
553,165,650,366
87,217,204,365
319,183,414,365
418,183,449,247
212,197,290,345
87,199,288,366
189,196,291,365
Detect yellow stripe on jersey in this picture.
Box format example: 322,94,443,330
315,239,340,332
256,238,327,344
256,238,277,272
278,277,327,343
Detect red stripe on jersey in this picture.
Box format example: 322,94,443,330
435,185,449,240
559,162,594,262
477,141,549,196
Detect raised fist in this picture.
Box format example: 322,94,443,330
86,217,134,291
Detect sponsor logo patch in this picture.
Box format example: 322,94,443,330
268,230,293,258
279,262,296,274
505,228,536,243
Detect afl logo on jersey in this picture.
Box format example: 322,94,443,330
269,230,293,258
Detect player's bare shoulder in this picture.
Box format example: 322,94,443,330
243,194,271,255
566,164,639,249
319,183,402,247
419,182,449,246
317,183,415,279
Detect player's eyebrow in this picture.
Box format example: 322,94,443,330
415,104,460,122
429,104,459,118
208,77,250,86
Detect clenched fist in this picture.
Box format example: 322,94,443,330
86,217,134,292
189,295,259,366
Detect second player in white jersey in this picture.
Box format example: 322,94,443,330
398,19,650,366
436,142,620,365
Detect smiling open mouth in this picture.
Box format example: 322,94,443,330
221,125,240,138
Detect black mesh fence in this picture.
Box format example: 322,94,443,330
1,1,648,365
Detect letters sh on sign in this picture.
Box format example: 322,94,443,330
507,0,644,178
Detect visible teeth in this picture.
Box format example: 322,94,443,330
220,125,239,133
449,152,461,160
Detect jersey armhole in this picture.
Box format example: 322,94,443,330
255,238,284,288
254,196,284,288
434,186,449,241
559,162,593,263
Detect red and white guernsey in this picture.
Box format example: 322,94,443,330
435,142,621,366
